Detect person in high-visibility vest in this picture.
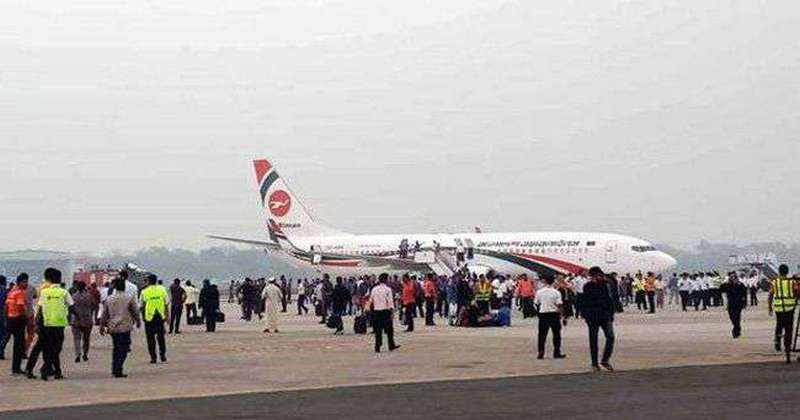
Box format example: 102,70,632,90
768,264,798,363
37,268,74,381
140,274,169,364
473,274,492,315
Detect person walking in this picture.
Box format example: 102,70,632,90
720,272,748,339
228,280,236,304
768,264,797,363
583,267,617,372
423,273,437,326
401,275,416,332
367,273,399,353
516,274,536,319
69,281,97,363
140,274,169,364
747,271,759,306
24,271,54,379
262,278,282,333
168,279,186,334
0,276,6,361
678,273,692,312
297,279,309,315
199,280,220,332
644,272,657,314
38,268,74,381
331,277,350,335
5,274,30,374
280,276,289,313
535,275,566,359
99,277,141,378
667,273,679,306
183,280,199,322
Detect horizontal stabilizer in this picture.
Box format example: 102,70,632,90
207,235,281,250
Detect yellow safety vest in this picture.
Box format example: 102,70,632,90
772,277,796,313
141,285,168,322
475,283,492,301
41,287,68,327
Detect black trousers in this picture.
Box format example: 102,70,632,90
749,288,758,306
521,297,535,318
7,317,27,373
635,291,647,310
425,298,435,325
403,303,415,331
111,332,131,375
372,310,396,352
701,291,711,309
574,294,583,318
775,310,794,356
41,326,65,377
144,314,167,361
679,291,690,311
205,310,217,332
586,319,615,367
297,295,308,315
537,313,562,356
728,306,743,338
646,291,656,313
169,305,183,333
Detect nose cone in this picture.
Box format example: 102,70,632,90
655,252,677,273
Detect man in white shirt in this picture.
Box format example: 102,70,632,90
677,273,692,311
534,275,566,360
98,271,139,321
183,281,200,321
573,272,588,319
367,273,400,353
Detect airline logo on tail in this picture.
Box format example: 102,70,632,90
268,190,291,217
252,157,340,238
253,159,291,218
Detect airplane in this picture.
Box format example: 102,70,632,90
209,158,678,278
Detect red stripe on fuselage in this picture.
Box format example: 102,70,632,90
253,159,273,184
514,254,586,275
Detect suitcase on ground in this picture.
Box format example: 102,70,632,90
188,315,203,325
215,311,226,323
353,315,367,334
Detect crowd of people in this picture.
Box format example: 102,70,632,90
0,269,221,380
1,263,797,382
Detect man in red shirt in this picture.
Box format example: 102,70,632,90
6,273,30,375
423,273,438,326
401,275,416,332
516,274,537,318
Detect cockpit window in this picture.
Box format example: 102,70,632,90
632,245,657,253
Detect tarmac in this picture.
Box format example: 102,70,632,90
5,362,799,420
1,297,797,416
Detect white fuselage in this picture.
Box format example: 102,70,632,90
283,231,676,277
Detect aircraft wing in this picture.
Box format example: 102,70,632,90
207,235,282,250
307,250,432,271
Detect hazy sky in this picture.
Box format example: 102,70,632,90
2,1,799,254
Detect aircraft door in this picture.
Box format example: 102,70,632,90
464,238,475,260
310,245,322,265
605,241,618,264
